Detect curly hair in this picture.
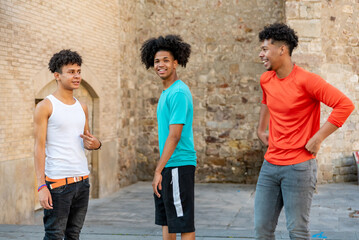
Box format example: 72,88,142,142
259,23,298,56
140,35,191,69
48,49,82,73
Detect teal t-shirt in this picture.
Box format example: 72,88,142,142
157,80,197,167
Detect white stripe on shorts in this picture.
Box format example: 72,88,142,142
171,168,184,217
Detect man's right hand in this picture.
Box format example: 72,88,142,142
257,104,270,147
39,187,53,209
258,131,269,147
152,171,162,198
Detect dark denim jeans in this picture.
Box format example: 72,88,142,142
254,159,317,240
44,178,90,240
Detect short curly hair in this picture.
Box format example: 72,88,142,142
259,23,298,56
48,49,82,73
140,35,191,69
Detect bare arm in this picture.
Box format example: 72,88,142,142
305,121,338,156
34,99,53,209
257,104,270,146
80,102,101,150
152,124,183,197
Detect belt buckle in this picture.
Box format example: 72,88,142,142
74,176,81,182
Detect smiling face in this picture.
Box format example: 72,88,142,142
54,64,82,90
154,50,178,81
259,39,283,72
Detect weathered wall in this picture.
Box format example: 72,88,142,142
0,0,121,224
117,1,140,186
286,0,359,183
134,0,358,184
134,0,285,183
0,0,357,225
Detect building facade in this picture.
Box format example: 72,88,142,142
0,0,357,224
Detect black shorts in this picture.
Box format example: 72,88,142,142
154,165,195,233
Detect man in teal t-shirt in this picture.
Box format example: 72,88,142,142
141,35,196,240
157,79,196,167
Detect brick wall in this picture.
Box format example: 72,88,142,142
0,0,357,224
0,0,121,224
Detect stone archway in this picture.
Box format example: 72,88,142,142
33,67,100,210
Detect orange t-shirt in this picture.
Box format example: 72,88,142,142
260,65,354,165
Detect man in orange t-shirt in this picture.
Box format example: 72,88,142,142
255,23,354,240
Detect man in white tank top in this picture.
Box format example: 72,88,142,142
34,49,101,240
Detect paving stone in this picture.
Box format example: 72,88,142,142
0,182,358,239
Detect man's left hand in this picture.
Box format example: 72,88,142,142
305,136,322,156
80,130,100,150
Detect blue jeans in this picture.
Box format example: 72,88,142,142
254,159,317,240
43,178,90,240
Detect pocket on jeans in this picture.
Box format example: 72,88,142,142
291,160,310,171
50,184,67,194
83,178,90,188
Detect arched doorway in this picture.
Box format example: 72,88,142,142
34,78,100,209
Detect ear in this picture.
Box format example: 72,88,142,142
280,45,285,56
173,59,178,69
54,72,60,81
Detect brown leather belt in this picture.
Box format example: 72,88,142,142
45,175,89,189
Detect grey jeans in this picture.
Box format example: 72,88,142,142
254,159,317,240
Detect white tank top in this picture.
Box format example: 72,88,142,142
45,94,90,179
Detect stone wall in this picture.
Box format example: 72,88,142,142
0,0,358,225
286,0,359,183
134,0,285,183
134,0,358,184
117,0,141,186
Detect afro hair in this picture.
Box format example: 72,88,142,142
48,49,82,73
259,23,298,56
140,35,191,69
